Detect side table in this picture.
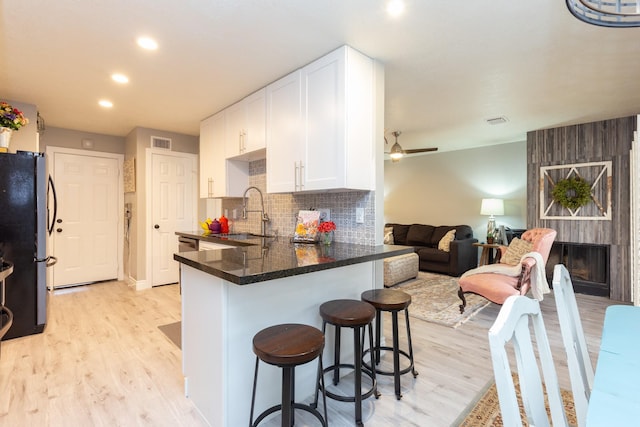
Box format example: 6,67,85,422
473,243,502,266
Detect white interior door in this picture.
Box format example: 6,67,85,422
51,152,119,287
151,151,196,286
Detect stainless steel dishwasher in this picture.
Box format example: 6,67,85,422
178,236,198,252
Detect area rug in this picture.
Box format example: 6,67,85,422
453,374,577,426
393,272,490,328
158,321,181,349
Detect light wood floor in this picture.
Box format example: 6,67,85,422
0,280,615,426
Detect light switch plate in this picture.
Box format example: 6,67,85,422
355,208,365,223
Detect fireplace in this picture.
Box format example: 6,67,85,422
545,242,609,297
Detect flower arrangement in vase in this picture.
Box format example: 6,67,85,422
317,221,336,245
0,101,29,151
0,101,28,131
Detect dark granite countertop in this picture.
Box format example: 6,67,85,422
173,231,413,285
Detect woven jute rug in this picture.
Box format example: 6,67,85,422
393,272,490,328
453,374,577,426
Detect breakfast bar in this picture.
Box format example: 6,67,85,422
173,235,412,427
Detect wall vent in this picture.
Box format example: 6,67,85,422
486,116,508,125
151,136,172,150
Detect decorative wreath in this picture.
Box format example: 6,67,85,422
551,177,592,210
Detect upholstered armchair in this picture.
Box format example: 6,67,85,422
457,228,557,313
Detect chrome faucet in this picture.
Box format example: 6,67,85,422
242,186,270,236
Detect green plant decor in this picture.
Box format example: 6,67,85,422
551,177,592,210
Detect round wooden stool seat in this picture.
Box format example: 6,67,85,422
319,299,376,327
253,323,324,366
250,323,327,427
361,288,411,311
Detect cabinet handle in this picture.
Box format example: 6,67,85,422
208,178,214,198
299,161,304,190
239,130,243,153
241,130,246,153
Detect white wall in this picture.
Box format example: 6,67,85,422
384,141,527,242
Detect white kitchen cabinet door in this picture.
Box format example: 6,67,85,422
266,70,303,193
302,48,346,191
200,112,248,198
199,112,226,198
225,100,245,158
302,45,374,192
225,89,266,160
266,46,374,194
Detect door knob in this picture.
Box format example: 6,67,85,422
56,228,63,233
154,224,160,229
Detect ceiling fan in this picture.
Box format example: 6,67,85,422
385,131,438,162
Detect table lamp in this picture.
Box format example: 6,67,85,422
480,198,504,239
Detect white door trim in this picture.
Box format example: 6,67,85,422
45,146,125,285
144,148,198,290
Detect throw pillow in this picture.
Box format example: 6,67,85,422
437,229,456,252
502,237,534,265
384,226,394,244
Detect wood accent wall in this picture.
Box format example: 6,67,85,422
527,116,635,301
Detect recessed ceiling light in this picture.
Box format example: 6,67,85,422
111,73,129,84
98,99,113,108
386,0,405,17
137,36,158,50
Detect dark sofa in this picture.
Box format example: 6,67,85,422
386,223,478,276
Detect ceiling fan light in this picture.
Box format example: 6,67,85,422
390,142,404,160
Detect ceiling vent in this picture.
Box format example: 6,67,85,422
151,136,172,150
485,116,509,125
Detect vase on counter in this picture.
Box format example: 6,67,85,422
0,127,12,152
320,231,334,245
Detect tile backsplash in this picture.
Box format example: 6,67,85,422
220,159,376,245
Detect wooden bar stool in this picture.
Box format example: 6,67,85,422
361,289,418,400
250,323,328,427
314,299,379,427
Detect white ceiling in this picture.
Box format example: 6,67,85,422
2,0,639,153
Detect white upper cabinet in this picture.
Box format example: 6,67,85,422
266,45,374,193
266,71,303,193
199,112,226,198
199,111,248,198
225,89,266,161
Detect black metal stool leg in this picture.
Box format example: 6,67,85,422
374,309,382,364
392,311,402,399
367,320,380,398
250,356,260,427
333,324,341,385
354,325,363,426
405,308,418,377
282,366,293,427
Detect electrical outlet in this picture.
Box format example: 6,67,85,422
355,208,365,223
318,208,330,222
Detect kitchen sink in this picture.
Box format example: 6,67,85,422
220,233,275,240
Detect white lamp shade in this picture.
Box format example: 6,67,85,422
480,198,504,216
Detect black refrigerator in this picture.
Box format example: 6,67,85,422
0,151,56,340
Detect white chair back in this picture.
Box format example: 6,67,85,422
552,264,594,427
488,295,569,427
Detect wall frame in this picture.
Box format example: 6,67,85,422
539,161,612,220
124,157,135,193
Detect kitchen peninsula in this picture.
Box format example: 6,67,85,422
173,232,412,427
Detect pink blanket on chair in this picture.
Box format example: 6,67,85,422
461,252,549,300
